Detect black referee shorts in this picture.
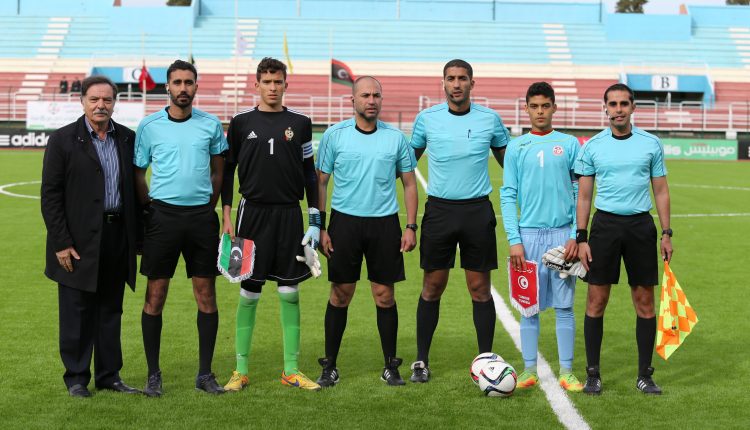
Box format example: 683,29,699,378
140,200,220,279
419,196,498,272
327,210,405,285
587,210,658,287
235,199,311,292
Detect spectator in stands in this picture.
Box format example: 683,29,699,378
134,59,227,397
41,75,141,398
59,76,69,94
575,83,673,396
71,78,81,94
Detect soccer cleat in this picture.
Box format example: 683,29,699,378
381,357,406,386
281,371,322,391
559,373,584,392
143,371,162,398
316,358,340,388
582,366,602,396
409,361,431,383
516,370,539,389
223,371,249,392
195,373,226,395
636,367,662,395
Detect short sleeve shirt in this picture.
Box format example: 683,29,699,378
134,107,228,206
317,118,416,217
574,126,667,215
410,102,509,199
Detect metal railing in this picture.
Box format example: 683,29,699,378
2,92,749,133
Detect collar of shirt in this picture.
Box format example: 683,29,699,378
84,116,115,140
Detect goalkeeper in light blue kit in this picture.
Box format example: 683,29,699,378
500,82,584,392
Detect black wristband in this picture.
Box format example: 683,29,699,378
575,229,588,244
319,211,327,231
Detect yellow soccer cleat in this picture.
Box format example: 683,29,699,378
224,371,249,392
281,371,322,391
559,373,584,392
516,370,539,389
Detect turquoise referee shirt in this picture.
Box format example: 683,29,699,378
501,130,580,246
317,118,416,217
574,126,667,216
134,107,228,206
410,102,509,199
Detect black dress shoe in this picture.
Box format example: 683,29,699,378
68,384,92,398
97,380,141,394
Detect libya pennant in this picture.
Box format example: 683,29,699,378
656,261,698,360
507,259,540,317
217,233,256,283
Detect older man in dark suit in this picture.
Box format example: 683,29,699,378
41,75,140,397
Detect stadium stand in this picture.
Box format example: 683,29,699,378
0,0,748,134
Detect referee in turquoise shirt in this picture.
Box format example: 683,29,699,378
575,83,673,396
134,60,228,397
315,76,418,387
408,59,510,383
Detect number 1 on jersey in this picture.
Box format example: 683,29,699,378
268,138,274,155
536,150,544,167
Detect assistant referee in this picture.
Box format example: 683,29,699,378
575,83,673,396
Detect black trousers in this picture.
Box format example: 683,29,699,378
58,218,127,389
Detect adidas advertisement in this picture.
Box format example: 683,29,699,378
0,129,50,148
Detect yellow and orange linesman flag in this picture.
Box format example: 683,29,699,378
656,261,698,360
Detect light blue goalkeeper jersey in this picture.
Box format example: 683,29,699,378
500,130,580,246
574,126,667,216
410,102,509,200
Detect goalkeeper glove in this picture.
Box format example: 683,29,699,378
296,236,321,278
303,208,321,249
542,246,587,279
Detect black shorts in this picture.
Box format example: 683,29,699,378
140,200,220,279
236,199,311,292
419,196,497,272
587,210,658,287
327,210,405,285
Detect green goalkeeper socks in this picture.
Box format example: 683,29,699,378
235,293,259,376
278,287,301,374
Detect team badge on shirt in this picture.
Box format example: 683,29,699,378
284,127,294,141
553,145,563,156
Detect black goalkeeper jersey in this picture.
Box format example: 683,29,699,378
224,107,313,206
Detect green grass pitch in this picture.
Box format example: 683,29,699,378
0,149,748,429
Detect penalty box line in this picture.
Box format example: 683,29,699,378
413,167,590,430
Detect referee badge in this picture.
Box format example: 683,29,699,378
284,127,294,141
553,145,563,156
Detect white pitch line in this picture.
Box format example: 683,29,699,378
0,180,41,199
413,167,589,430
672,183,750,192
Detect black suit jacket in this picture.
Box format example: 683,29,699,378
41,115,139,292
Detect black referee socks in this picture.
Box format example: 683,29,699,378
636,316,656,376
197,310,218,376
376,303,399,365
141,311,162,376
324,302,348,368
416,297,440,365
584,314,604,368
472,298,496,354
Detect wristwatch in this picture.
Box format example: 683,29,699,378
405,224,418,232
661,228,673,237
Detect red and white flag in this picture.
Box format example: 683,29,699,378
139,62,156,92
508,259,540,317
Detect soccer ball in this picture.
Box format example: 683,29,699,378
470,352,502,385
477,359,517,397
